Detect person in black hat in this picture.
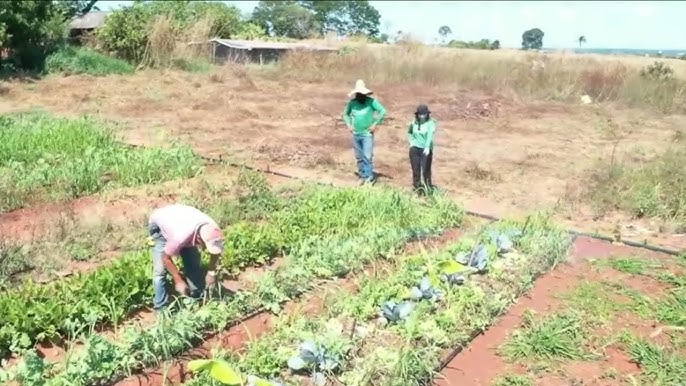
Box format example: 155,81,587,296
407,104,436,194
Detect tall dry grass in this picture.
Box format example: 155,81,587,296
140,15,214,71
266,43,686,112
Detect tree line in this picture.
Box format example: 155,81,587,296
1,0,574,72
0,0,382,71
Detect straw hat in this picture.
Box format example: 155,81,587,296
348,79,373,97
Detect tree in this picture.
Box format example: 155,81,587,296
0,2,67,70
438,25,451,44
298,1,381,37
490,39,500,50
252,1,318,39
521,28,544,50
55,0,100,20
578,35,586,48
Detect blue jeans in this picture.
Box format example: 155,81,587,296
149,222,205,310
352,133,374,180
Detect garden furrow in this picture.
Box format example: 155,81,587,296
1,183,450,359
112,227,469,386
173,213,571,386
1,186,463,386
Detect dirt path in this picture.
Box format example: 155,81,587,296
434,236,675,386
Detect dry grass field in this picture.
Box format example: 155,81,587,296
2,43,686,248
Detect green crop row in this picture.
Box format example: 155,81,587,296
0,190,463,386
175,214,571,386
0,184,459,358
0,113,202,212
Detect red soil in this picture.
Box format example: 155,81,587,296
435,236,674,386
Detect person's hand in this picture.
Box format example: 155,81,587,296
369,125,377,134
423,147,430,156
347,124,353,133
205,271,217,287
174,280,189,296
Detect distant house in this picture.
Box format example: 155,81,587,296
209,39,339,64
68,11,111,42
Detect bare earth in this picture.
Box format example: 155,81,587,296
1,68,685,252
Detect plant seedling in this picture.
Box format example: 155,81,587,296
188,359,283,386
287,340,342,386
380,300,414,323
409,277,442,301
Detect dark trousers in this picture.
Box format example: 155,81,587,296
409,146,433,192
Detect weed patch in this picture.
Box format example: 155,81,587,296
492,374,533,386
587,147,686,223
45,46,134,76
627,338,686,385
499,311,593,364
0,113,202,211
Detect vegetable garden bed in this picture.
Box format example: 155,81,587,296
0,185,463,386
171,214,571,386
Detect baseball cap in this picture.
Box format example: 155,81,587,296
199,223,224,255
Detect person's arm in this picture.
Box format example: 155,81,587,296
426,119,437,148
207,254,220,274
371,99,387,125
342,101,353,129
407,121,414,143
162,252,184,285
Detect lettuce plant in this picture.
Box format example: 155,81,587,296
287,340,342,386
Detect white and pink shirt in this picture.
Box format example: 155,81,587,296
149,204,219,256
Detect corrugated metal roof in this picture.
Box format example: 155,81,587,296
69,11,111,30
210,39,339,52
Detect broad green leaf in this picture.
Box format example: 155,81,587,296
437,260,467,275
208,360,243,385
254,379,273,386
187,359,213,373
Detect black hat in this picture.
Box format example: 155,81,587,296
415,104,430,115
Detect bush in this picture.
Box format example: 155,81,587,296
45,46,134,76
95,1,265,66
640,61,674,81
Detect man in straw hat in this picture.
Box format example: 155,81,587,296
148,203,224,311
342,79,386,184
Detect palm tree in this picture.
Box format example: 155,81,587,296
438,25,452,44
578,35,587,48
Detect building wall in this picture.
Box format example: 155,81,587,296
212,44,286,64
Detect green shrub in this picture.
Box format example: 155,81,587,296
45,46,134,76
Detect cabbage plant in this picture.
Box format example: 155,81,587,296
287,340,342,386
409,277,442,301
380,300,414,323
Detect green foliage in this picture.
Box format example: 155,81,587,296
251,1,319,39
0,2,67,71
448,38,500,50
3,183,463,384
45,46,134,76
640,61,675,81
588,147,686,223
0,113,202,211
251,0,381,39
438,25,452,38
521,28,544,50
299,0,381,37
95,0,258,64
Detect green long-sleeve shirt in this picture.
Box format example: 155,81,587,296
342,97,386,135
407,118,436,149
